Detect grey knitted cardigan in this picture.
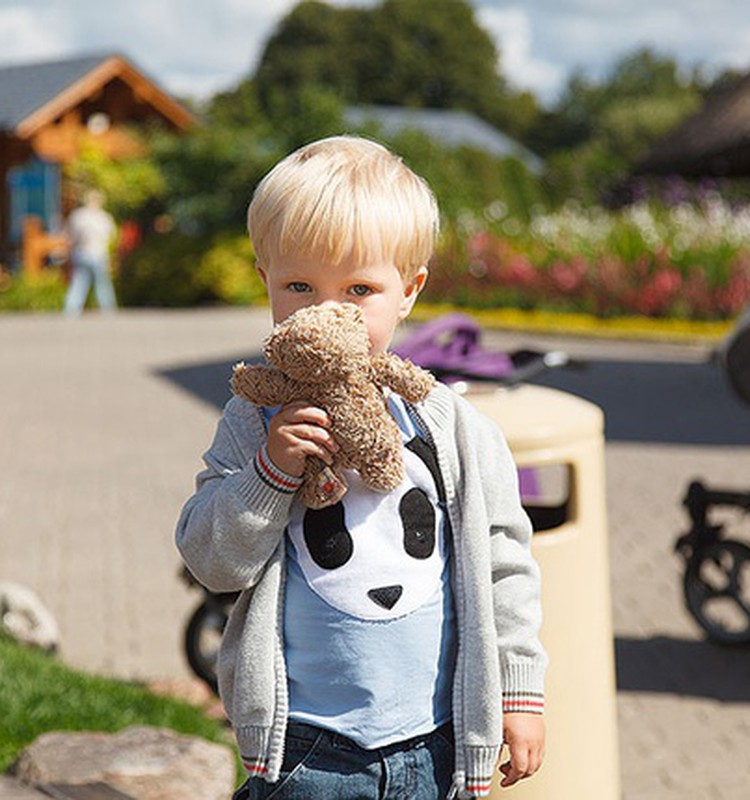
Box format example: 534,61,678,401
176,382,547,799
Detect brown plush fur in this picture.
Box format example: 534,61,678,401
231,303,435,508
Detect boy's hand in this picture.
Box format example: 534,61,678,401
498,713,545,788
266,402,339,477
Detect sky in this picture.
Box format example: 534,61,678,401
1,0,749,107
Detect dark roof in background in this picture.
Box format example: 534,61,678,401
0,53,115,132
345,105,543,172
636,72,750,177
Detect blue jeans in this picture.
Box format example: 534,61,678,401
64,253,117,316
232,720,455,800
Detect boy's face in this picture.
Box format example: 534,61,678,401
258,253,427,354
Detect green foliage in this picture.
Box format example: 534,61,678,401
117,231,265,307
0,633,228,773
530,48,705,204
253,0,538,138
209,78,273,131
373,128,547,221
147,126,281,237
65,139,166,218
263,83,346,152
364,0,505,113
0,270,66,312
256,1,363,107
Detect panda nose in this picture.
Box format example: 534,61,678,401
368,585,403,610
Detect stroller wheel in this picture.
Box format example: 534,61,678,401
184,598,232,694
684,540,750,645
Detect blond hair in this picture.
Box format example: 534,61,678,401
247,136,439,281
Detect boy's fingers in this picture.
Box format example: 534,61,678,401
282,425,339,456
280,401,331,428
499,749,530,787
499,746,544,787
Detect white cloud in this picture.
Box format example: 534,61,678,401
0,6,69,62
2,0,750,106
0,0,297,100
477,6,564,102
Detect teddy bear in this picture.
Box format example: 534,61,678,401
231,303,436,509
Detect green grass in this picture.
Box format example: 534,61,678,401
0,633,231,773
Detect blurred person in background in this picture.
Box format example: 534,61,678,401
64,189,117,316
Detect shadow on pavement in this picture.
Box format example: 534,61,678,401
159,353,750,445
156,353,262,411
615,635,750,701
531,357,750,445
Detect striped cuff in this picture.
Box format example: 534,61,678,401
253,446,304,495
241,755,270,777
465,773,494,797
502,690,545,714
463,746,501,798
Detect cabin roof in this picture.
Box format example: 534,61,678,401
345,105,543,171
0,52,193,137
636,72,750,177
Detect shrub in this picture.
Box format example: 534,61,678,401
0,270,66,312
117,232,265,307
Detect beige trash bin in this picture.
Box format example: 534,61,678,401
462,383,620,800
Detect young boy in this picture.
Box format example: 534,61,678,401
176,136,546,800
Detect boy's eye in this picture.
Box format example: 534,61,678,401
287,282,311,293
349,284,372,297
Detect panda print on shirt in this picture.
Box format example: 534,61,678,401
286,436,447,621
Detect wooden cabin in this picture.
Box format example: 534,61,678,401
635,71,750,178
0,52,194,272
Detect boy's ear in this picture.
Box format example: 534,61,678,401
398,266,429,320
256,264,268,287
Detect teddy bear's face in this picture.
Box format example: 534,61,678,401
264,303,372,382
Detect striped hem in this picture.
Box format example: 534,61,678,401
466,775,493,796
241,756,269,776
254,446,304,494
503,691,545,714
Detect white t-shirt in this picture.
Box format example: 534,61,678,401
67,206,116,261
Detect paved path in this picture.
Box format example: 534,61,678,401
2,307,749,799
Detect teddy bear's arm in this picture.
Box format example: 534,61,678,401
231,363,289,407
370,352,436,402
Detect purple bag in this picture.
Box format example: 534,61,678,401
393,313,513,383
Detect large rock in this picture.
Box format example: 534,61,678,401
14,726,235,800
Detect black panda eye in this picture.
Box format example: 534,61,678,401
303,503,353,569
400,488,436,559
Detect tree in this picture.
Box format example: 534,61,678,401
531,48,704,157
255,1,364,109
253,0,539,136
533,48,706,204
360,0,506,113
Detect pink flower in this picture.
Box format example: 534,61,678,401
632,268,683,315
549,258,587,293
504,255,538,288
715,267,750,316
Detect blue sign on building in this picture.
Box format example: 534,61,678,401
7,157,61,245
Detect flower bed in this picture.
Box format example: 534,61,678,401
426,198,750,321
